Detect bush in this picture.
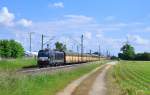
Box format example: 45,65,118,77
110,56,119,60
0,40,24,58
134,52,150,61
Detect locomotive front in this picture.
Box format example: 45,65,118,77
37,50,50,67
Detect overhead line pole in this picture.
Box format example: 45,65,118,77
106,49,109,58
90,49,92,55
30,33,31,52
77,45,79,63
77,45,79,53
99,45,101,60
41,34,47,50
42,34,43,50
81,35,83,61
29,32,34,52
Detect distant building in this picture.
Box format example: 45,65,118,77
25,51,38,57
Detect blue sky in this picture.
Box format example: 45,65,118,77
0,0,150,55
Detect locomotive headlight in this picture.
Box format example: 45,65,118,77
38,57,48,61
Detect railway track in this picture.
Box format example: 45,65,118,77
18,62,93,74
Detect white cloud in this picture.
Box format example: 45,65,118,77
144,27,150,32
96,33,103,38
0,7,15,26
84,32,92,39
5,14,127,53
1,11,150,54
0,7,32,27
65,15,93,21
29,15,95,33
48,2,64,8
17,18,32,27
56,15,96,31
127,34,149,45
105,16,115,21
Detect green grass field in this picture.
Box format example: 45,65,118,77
0,61,104,95
107,61,150,95
0,58,36,71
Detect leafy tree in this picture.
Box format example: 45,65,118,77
93,52,99,55
118,43,135,60
0,40,11,58
55,42,67,51
9,40,24,58
134,52,150,61
0,40,24,58
93,52,101,56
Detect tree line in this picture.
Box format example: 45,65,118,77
118,43,150,61
0,40,68,59
0,40,24,58
1,39,149,61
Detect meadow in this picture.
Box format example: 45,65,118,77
107,61,150,95
0,60,104,95
0,58,36,71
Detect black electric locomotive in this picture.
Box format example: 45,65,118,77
37,49,65,67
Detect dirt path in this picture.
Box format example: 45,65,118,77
56,61,117,95
89,61,117,95
88,64,111,95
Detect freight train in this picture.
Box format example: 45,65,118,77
37,49,102,67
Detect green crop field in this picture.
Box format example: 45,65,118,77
107,61,150,95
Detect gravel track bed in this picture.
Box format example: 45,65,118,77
18,62,98,75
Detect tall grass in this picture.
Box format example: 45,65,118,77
0,61,103,95
108,61,150,95
0,58,36,71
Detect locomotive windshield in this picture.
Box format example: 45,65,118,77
38,50,49,57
